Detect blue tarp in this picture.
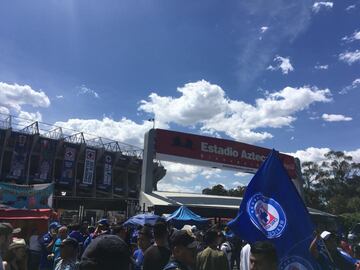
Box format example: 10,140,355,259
123,213,161,227
166,206,208,229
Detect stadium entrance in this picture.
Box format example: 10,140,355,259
140,129,303,217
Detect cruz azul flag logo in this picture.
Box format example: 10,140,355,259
228,150,319,270
279,256,314,270
247,192,286,239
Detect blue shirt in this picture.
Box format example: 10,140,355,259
53,238,62,262
68,231,85,244
316,247,356,270
133,249,144,270
39,232,54,269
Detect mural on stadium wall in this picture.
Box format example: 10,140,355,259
8,133,30,182
0,182,54,209
59,146,77,186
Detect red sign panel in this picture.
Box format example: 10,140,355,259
154,129,297,179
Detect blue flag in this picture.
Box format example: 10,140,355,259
228,149,319,270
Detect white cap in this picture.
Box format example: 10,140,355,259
320,231,332,240
181,225,195,237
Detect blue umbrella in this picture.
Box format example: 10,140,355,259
123,213,161,227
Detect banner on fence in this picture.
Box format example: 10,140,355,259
97,154,112,191
82,148,96,185
59,146,76,186
37,139,55,182
0,182,54,209
9,134,29,181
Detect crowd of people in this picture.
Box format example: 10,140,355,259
0,218,360,270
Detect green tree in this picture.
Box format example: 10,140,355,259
202,184,228,196
302,150,360,215
202,184,246,197
228,186,247,197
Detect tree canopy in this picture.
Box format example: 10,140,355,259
202,184,246,197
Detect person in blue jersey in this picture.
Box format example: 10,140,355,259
82,219,109,252
48,226,68,264
133,226,152,270
39,222,61,270
310,230,357,270
68,224,86,256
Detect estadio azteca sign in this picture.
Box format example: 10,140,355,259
154,129,297,179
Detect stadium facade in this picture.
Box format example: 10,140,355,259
0,114,165,221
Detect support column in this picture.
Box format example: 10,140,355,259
140,129,155,194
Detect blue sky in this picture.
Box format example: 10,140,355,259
0,0,359,192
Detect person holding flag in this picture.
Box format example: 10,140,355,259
228,149,319,270
309,230,358,269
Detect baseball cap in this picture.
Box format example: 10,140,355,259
0,223,21,235
170,230,197,249
80,235,130,270
97,218,109,226
320,231,332,240
61,237,79,249
49,222,61,230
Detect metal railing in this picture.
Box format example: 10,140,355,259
0,112,143,157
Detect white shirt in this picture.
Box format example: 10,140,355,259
220,242,232,270
240,244,251,270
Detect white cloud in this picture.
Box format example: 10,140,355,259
339,50,360,65
78,85,100,98
260,26,269,33
321,113,352,122
290,147,331,163
161,162,201,182
56,95,64,99
161,162,224,185
267,56,294,74
345,4,356,11
346,149,360,163
0,82,50,112
200,168,222,179
290,147,360,164
157,182,195,193
18,111,43,121
340,78,360,94
236,1,312,90
139,80,229,126
342,30,360,43
0,106,10,115
314,64,329,70
312,2,334,13
140,80,331,143
17,111,43,126
234,172,248,177
54,117,153,147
